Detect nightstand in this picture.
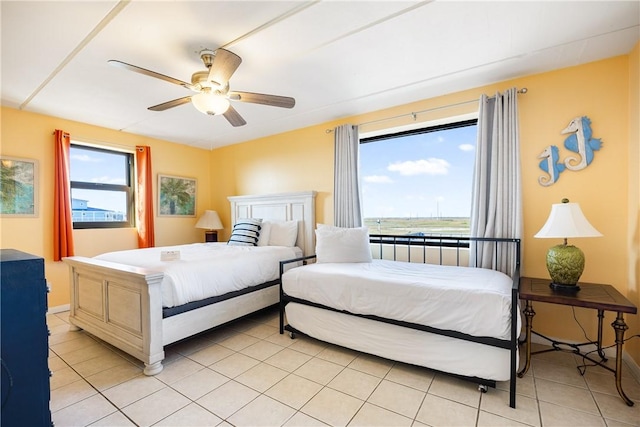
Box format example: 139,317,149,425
518,276,637,406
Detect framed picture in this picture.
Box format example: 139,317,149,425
158,174,196,217
0,156,38,217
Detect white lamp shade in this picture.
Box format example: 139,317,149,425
534,202,602,239
195,210,223,230
191,92,230,115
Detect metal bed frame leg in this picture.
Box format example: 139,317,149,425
509,259,520,409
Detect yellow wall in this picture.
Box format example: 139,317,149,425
0,108,212,307
2,48,638,366
210,122,336,234
627,42,640,363
211,53,639,365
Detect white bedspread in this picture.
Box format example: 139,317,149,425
282,260,519,340
95,243,301,308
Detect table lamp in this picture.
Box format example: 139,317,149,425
195,210,224,242
534,198,602,292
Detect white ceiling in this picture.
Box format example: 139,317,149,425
2,1,639,150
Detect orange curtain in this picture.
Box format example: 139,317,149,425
53,130,74,261
135,146,155,248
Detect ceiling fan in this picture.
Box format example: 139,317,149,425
108,48,295,127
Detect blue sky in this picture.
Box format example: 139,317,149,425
70,124,476,218
70,145,128,213
360,124,477,218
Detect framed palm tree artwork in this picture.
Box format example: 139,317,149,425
1,156,38,217
158,174,196,217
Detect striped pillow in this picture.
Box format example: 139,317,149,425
227,218,262,246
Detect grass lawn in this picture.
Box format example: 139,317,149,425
363,217,470,236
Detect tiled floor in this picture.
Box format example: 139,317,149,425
48,308,640,427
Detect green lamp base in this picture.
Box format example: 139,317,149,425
546,243,585,292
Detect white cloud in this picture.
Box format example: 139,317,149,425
71,154,101,162
90,176,125,184
364,175,393,183
458,144,474,152
387,158,450,176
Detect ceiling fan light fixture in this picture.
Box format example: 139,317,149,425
111,47,294,126
191,91,230,115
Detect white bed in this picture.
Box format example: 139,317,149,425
283,260,518,342
280,234,521,407
95,243,302,309
64,191,316,375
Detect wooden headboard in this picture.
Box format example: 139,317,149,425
227,191,317,256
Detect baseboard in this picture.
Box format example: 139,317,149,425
530,334,640,382
48,304,70,315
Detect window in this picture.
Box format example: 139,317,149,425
70,144,134,229
360,119,477,236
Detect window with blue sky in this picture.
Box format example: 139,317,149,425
70,143,133,228
360,119,476,235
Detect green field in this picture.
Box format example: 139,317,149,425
363,217,470,236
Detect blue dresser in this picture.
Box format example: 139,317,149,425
1,249,52,426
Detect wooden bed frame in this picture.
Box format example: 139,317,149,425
64,191,316,375
279,235,521,408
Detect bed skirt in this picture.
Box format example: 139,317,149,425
285,302,516,382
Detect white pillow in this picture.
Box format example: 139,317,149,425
315,224,372,263
257,221,272,246
227,218,262,246
268,220,298,247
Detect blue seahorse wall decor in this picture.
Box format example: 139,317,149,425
562,116,603,171
538,145,566,186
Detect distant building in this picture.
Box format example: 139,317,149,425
72,198,124,222
72,199,88,210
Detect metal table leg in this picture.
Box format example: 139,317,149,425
612,312,634,406
596,309,607,360
518,300,535,378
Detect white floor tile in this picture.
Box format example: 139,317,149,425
294,356,344,385
367,379,426,419
301,387,364,426
50,379,98,412
265,373,323,410
154,402,223,426
235,362,289,393
52,394,117,427
101,374,166,408
196,380,260,419
89,410,137,426
210,351,261,378
349,402,413,427
327,367,381,401
47,307,639,427
121,387,191,426
228,394,296,426
171,367,230,400
415,394,478,426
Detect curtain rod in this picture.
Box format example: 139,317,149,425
325,88,528,133
51,132,135,153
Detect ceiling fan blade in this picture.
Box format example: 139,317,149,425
108,60,195,90
148,96,192,111
223,105,247,127
208,48,242,87
229,91,295,109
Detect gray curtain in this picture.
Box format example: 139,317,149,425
470,88,522,274
334,124,362,227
